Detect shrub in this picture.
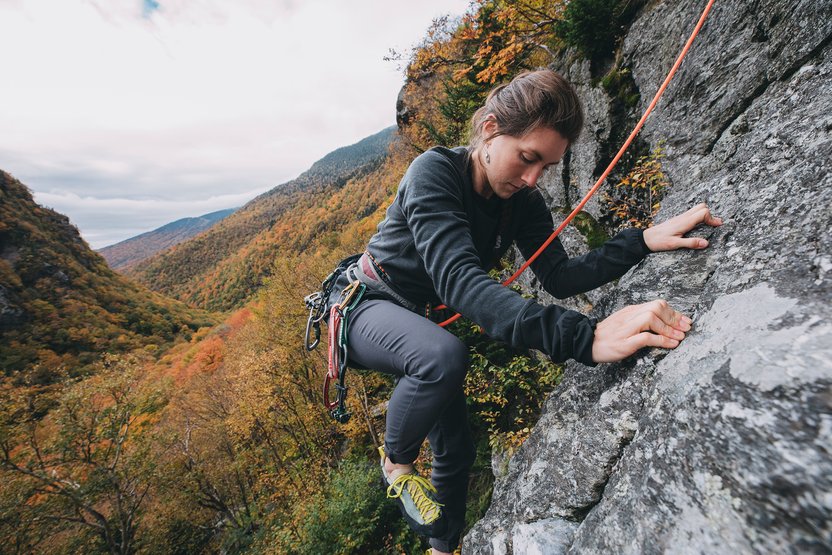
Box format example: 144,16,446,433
570,210,610,250
600,66,641,109
452,308,563,455
288,458,422,555
601,144,669,231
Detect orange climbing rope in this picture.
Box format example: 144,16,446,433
436,0,717,328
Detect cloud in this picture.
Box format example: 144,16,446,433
33,188,268,249
0,0,472,248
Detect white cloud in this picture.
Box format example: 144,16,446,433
33,187,269,248
0,0,471,248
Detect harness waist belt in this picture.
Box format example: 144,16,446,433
355,252,426,316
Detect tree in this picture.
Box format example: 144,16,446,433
399,0,568,152
0,354,168,555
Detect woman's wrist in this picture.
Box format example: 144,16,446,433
638,227,654,253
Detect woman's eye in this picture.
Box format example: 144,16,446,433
520,154,533,163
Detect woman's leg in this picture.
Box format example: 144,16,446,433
347,299,470,465
347,298,473,544
427,388,477,553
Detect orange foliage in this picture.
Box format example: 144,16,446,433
399,0,567,152
192,336,224,374
226,307,253,331
455,0,566,84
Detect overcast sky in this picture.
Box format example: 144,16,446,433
0,0,471,248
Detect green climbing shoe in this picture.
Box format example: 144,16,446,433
379,445,446,536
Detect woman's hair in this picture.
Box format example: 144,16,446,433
469,69,584,148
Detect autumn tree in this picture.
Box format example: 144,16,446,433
158,372,264,553
0,354,168,554
399,0,567,152
452,0,566,85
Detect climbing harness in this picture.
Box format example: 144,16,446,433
304,255,364,423
433,0,717,328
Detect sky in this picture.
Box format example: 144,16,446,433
0,0,472,248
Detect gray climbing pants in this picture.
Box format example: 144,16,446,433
346,297,477,553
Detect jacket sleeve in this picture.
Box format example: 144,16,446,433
401,152,596,365
514,191,651,299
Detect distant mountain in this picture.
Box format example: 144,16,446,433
127,126,399,311
0,171,216,377
99,208,236,271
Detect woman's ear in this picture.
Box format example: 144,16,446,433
482,114,499,140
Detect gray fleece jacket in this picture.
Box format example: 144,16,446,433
364,146,650,365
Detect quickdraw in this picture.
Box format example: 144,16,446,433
304,273,337,351
324,279,366,423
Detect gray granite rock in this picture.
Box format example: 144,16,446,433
466,0,832,553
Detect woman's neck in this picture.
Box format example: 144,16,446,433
469,146,493,199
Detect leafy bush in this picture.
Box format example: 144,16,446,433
570,210,610,250
451,309,563,454
600,66,641,109
601,144,669,231
286,458,422,555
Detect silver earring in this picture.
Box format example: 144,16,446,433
485,147,491,164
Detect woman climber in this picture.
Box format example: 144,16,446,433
327,68,722,554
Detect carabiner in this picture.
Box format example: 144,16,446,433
305,311,321,351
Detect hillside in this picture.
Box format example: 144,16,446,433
99,208,236,271
126,126,396,311
0,171,216,377
0,122,427,553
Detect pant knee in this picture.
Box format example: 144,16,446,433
421,336,468,386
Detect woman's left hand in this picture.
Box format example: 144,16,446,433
642,202,723,252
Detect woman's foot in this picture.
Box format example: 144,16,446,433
384,457,413,481
378,446,445,534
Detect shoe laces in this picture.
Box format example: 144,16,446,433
386,473,443,524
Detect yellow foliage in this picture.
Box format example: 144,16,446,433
602,144,669,231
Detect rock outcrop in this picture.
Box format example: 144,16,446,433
466,0,831,553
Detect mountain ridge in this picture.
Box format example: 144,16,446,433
99,208,236,271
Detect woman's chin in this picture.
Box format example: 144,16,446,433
498,185,522,199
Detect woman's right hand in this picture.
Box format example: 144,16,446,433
591,300,692,363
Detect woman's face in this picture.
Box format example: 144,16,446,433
478,123,569,200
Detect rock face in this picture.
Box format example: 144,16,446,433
466,0,832,553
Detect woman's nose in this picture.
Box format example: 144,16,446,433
523,166,544,187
